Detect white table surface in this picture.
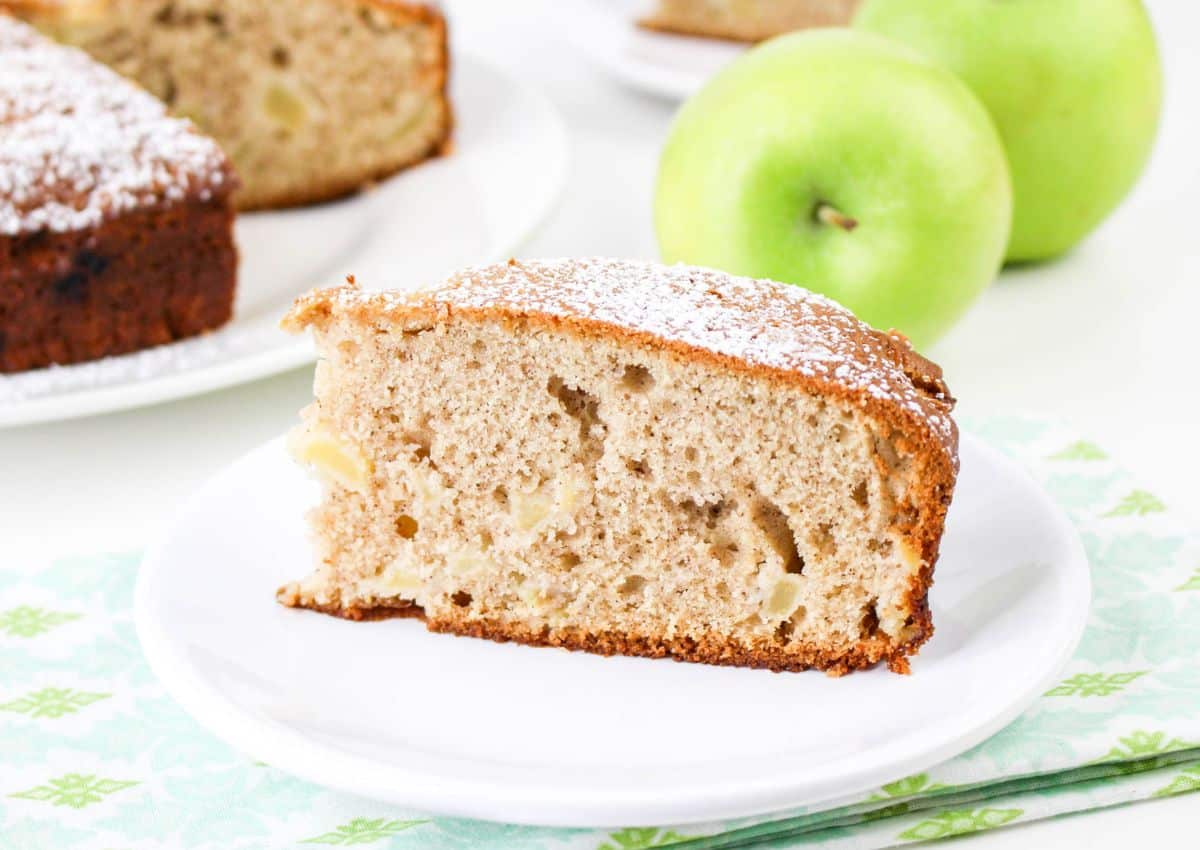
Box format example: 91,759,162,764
1,0,1196,844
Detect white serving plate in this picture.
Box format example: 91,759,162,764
136,431,1089,827
0,55,568,427
568,0,748,100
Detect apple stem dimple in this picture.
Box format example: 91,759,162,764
815,203,859,232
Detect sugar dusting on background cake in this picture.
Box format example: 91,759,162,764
0,16,232,236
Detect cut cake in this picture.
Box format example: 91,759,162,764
3,0,452,210
280,259,959,675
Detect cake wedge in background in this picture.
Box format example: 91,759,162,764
0,15,237,373
639,0,861,42
280,259,958,675
3,0,452,210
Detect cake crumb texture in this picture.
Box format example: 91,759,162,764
280,259,958,674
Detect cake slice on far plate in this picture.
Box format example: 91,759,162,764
639,0,861,43
0,15,237,372
280,259,958,675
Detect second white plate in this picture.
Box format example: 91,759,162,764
0,55,568,427
569,0,747,100
136,431,1090,827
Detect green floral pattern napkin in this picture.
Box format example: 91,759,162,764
2,415,1199,850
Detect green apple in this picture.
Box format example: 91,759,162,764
855,0,1162,262
655,30,1011,348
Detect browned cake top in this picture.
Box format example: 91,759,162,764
287,258,958,460
0,15,234,236
0,0,104,18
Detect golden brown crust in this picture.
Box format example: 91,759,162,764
283,595,912,676
0,0,105,20
295,596,426,621
283,261,957,466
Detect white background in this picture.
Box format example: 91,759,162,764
1,0,1196,844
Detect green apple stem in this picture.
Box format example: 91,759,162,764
815,203,859,232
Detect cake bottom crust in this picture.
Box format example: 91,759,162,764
281,594,924,676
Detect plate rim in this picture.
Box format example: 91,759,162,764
134,430,1090,827
568,0,746,101
0,53,569,429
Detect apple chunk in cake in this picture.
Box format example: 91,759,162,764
279,259,958,674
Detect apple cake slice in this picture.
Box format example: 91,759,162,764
639,0,861,43
280,259,958,674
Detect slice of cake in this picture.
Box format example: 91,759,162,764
280,259,958,675
640,0,861,43
0,15,237,373
3,0,451,210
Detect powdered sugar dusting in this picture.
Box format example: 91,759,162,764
0,16,232,236
305,258,956,445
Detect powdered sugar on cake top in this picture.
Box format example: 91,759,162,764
0,16,233,236
289,258,957,446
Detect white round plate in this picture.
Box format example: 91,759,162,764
136,431,1089,827
568,0,747,100
0,55,568,428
